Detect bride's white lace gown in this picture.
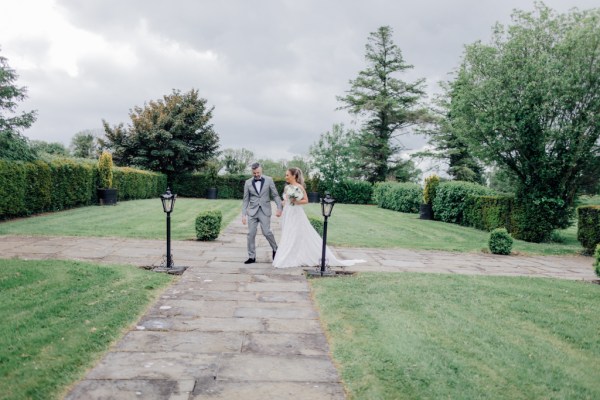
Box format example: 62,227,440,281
273,187,364,269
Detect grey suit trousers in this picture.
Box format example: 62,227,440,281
247,207,277,258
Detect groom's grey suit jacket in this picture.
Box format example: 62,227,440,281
242,175,282,217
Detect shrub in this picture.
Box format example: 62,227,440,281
0,159,27,217
423,174,440,205
48,158,96,211
23,160,52,215
373,182,422,213
173,173,286,200
463,195,514,232
112,167,166,200
489,228,513,255
577,206,600,254
594,244,600,278
97,151,113,189
326,179,373,204
0,158,166,220
195,210,222,241
309,216,324,237
433,181,493,224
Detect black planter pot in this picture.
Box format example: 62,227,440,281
98,188,118,206
419,203,433,220
206,187,218,199
307,192,320,203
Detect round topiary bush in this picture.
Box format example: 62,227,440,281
195,210,222,241
489,227,513,255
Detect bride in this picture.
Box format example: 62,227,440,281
273,167,364,269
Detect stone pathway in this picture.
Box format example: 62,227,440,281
0,215,597,399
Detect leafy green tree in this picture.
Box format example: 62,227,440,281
447,4,600,242
288,155,312,177
220,148,254,174
309,123,359,185
70,130,98,159
255,158,287,178
337,26,430,183
0,49,37,161
101,89,219,184
486,164,519,194
30,140,69,156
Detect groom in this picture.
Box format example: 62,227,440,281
241,162,282,264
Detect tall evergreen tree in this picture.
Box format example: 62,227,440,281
337,26,429,183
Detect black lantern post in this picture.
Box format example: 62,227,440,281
319,193,336,276
158,188,187,274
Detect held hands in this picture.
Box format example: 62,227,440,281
276,209,282,217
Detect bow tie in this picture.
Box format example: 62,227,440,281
254,178,262,181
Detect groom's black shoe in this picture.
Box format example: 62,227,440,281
244,258,256,264
273,250,276,259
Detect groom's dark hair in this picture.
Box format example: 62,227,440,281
251,162,260,170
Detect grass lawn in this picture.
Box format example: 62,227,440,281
311,273,600,400
0,198,241,240
304,203,584,256
0,198,588,255
0,258,173,400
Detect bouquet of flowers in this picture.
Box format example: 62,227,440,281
285,185,304,206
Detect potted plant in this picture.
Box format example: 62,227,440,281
420,174,439,220
97,150,118,205
206,162,219,200
307,173,321,203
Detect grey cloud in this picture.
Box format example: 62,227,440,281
9,0,600,160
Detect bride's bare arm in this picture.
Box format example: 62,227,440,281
297,185,309,205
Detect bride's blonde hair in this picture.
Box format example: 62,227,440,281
288,167,305,186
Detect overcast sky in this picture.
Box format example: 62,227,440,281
1,0,598,162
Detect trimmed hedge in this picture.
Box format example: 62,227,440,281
324,179,373,205
113,167,167,201
173,174,373,205
0,159,27,216
433,181,493,224
173,173,286,200
577,206,600,254
464,195,514,232
195,210,222,241
0,158,166,219
373,182,422,213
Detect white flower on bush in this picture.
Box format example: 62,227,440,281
285,185,303,206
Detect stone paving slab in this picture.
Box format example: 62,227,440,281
116,331,245,353
190,381,345,400
85,352,219,380
216,354,340,382
65,379,194,400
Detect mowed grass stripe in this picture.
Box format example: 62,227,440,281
311,273,600,399
0,259,173,400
